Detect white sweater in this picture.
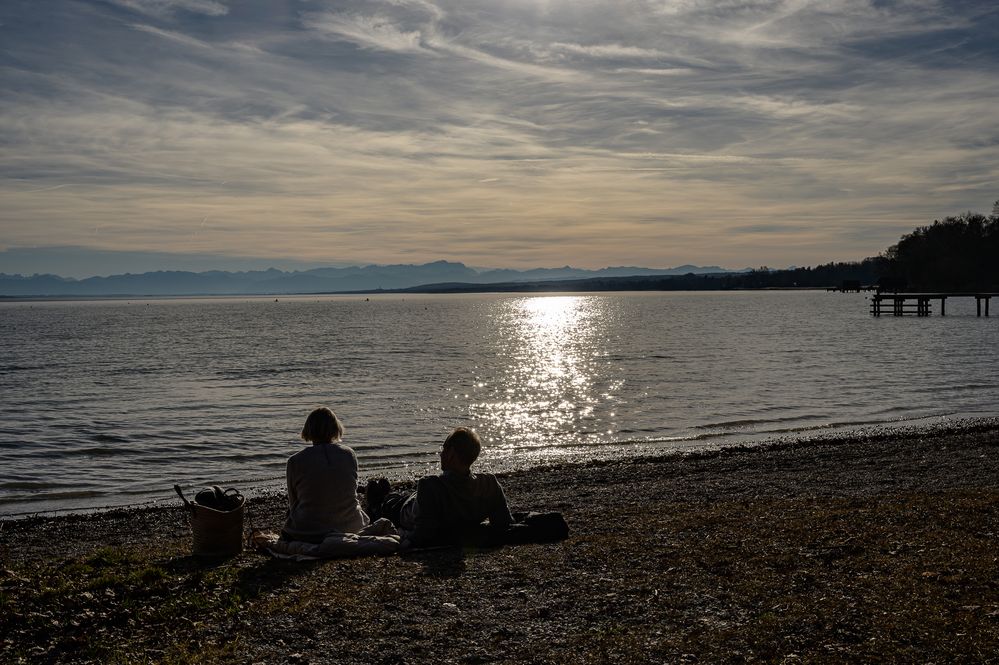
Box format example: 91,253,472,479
283,442,369,540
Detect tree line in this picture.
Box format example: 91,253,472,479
711,201,999,292
876,205,999,291
406,201,998,294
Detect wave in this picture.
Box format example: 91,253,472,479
692,414,826,430
910,383,999,394
0,363,50,373
89,432,130,444
0,478,92,491
213,366,313,379
63,446,125,457
0,489,106,504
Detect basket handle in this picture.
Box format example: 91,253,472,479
174,484,195,513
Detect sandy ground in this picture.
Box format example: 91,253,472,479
3,418,999,663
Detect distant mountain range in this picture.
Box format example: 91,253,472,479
0,261,743,297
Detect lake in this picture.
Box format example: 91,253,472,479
1,290,997,516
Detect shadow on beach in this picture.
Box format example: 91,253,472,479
403,547,469,578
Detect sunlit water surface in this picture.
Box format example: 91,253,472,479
2,291,997,515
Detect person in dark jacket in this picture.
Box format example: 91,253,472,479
367,427,513,549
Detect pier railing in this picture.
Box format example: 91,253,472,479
870,293,999,317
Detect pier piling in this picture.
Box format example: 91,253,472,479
870,293,995,317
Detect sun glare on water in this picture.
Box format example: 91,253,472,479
474,295,611,459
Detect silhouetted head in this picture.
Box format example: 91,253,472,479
440,427,481,472
301,407,344,444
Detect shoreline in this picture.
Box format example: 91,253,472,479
4,417,999,662
3,414,996,523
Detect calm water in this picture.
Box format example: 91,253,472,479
2,291,997,516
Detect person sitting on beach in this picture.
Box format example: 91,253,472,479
367,427,514,549
281,407,370,543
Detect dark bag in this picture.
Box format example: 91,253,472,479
505,511,570,544
460,511,570,548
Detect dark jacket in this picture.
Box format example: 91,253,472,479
404,471,513,547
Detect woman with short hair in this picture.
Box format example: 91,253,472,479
281,407,369,542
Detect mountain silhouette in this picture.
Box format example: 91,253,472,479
0,261,739,297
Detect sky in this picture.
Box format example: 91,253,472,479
1,0,998,277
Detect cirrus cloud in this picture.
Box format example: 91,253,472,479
1,0,998,273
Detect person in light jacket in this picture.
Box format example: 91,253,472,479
281,407,369,543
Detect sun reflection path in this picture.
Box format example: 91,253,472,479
473,295,617,461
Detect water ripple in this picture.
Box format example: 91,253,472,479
1,291,998,516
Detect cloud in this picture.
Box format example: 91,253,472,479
422,36,584,80
733,94,862,120
615,67,694,76
129,22,214,49
375,0,445,20
303,12,428,53
547,42,672,60
1,0,998,271
109,0,228,18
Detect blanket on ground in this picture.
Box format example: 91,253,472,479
253,518,401,561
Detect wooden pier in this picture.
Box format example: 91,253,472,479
870,293,999,317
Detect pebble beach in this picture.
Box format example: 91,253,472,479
3,418,999,663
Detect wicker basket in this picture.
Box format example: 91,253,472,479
175,485,246,557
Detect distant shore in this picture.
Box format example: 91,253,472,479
4,417,999,662
0,284,836,301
